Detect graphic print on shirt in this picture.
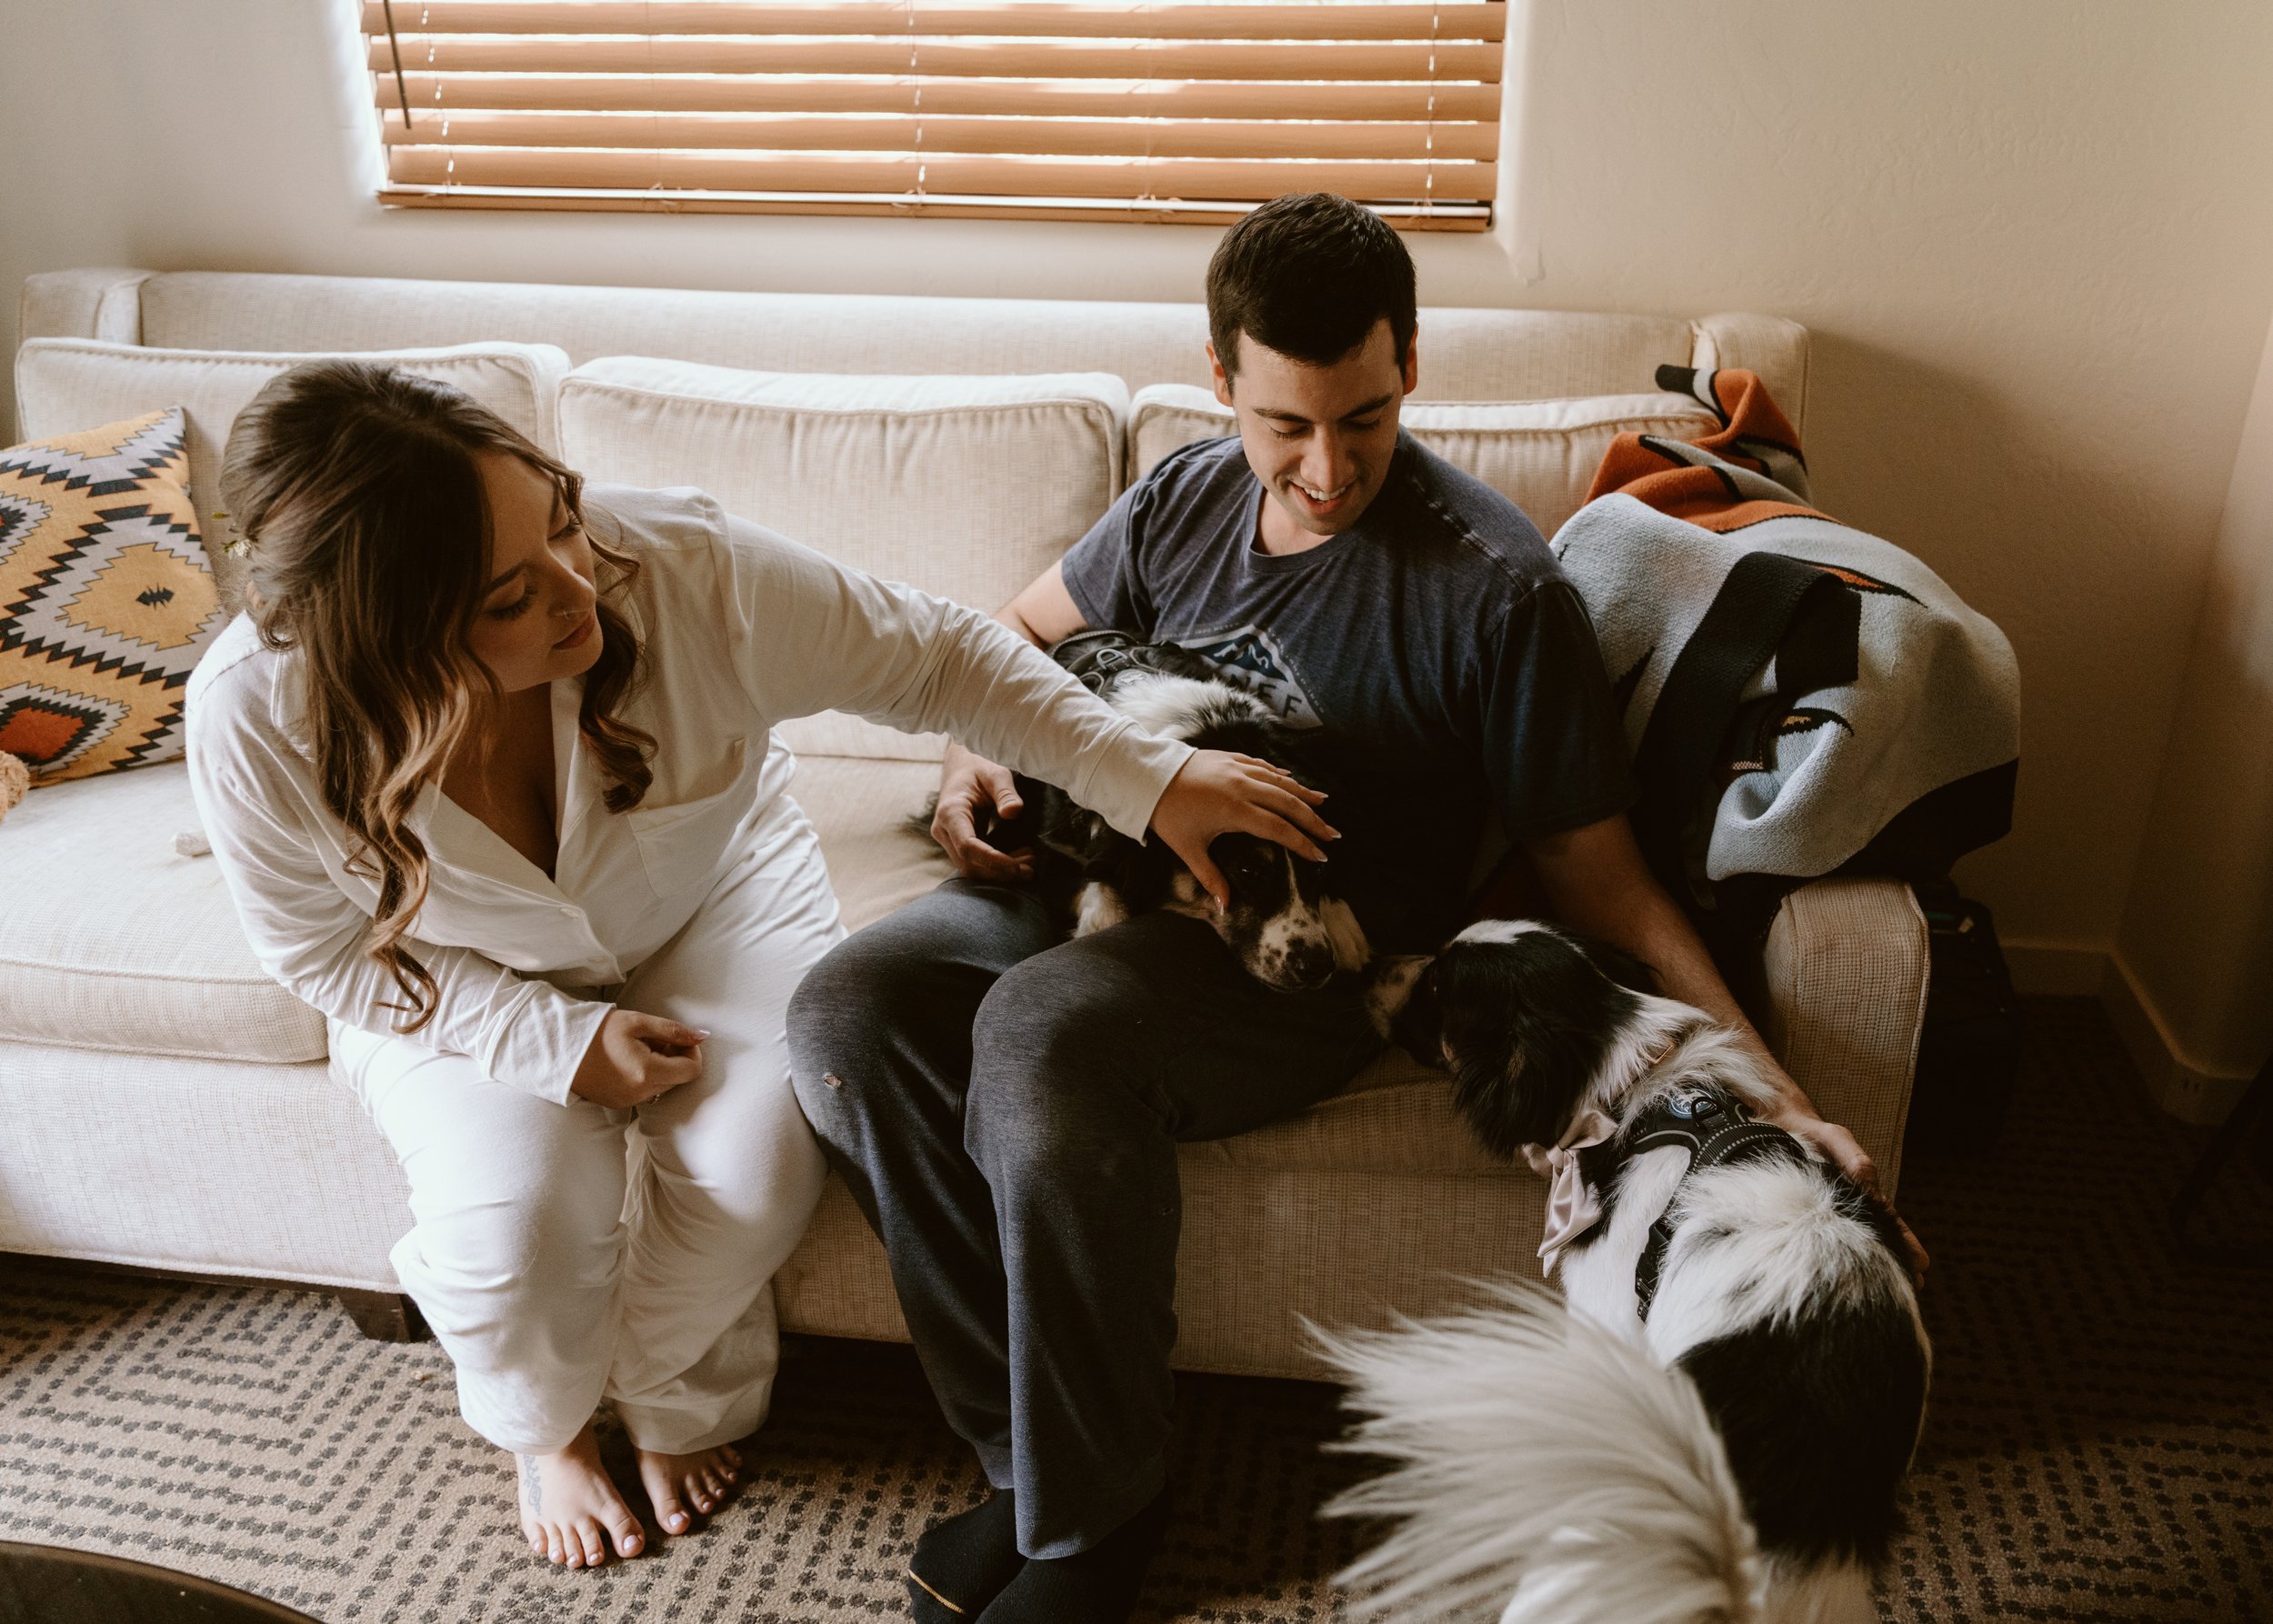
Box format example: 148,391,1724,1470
1166,624,1323,728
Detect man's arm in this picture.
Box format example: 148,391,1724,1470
934,561,1091,882
1526,812,1928,1272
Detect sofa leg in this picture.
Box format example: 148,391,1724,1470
338,1288,426,1342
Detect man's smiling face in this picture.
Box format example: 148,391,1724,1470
1211,317,1419,552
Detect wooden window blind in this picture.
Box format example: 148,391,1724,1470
363,1,1503,228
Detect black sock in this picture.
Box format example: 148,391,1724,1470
907,1489,1023,1623
975,1488,1170,1624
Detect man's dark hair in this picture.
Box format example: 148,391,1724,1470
1207,192,1417,382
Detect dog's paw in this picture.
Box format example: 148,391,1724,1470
1074,882,1131,937
1362,954,1434,1041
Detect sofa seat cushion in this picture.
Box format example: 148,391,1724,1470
794,753,958,933
790,752,1506,1180
0,760,326,1064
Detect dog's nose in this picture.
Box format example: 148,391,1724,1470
1283,940,1337,990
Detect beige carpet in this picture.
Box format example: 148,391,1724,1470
2,997,2268,1622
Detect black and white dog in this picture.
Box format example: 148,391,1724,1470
980,631,1371,993
1322,919,1929,1624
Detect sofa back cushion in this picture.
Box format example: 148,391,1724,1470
558,356,1127,760
1128,385,1721,543
13,338,571,617
116,272,1807,411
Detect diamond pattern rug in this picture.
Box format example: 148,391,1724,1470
1,997,2268,1621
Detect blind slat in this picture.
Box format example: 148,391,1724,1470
380,109,1497,163
378,186,1490,228
388,145,1497,203
368,34,1503,82
365,1,1506,226
361,1,1506,43
384,72,1501,122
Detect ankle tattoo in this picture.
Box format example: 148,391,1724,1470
519,1453,542,1514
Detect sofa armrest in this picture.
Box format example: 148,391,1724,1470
1749,877,1929,1197
19,269,149,346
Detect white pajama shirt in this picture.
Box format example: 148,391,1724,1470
186,485,1192,1455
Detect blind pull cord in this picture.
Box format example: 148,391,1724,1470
378,0,413,131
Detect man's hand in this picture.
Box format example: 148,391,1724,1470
1767,1093,1931,1280
571,1009,706,1109
1151,749,1338,910
932,742,1035,883
1526,813,1928,1282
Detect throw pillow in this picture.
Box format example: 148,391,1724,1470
0,407,223,783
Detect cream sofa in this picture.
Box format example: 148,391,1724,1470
2,268,1927,1378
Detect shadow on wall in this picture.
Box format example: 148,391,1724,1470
1792,332,2212,952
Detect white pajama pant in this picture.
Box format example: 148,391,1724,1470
330,797,845,1456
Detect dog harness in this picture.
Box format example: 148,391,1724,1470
1625,1088,1809,1319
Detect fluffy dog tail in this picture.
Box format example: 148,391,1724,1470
1317,1281,1763,1624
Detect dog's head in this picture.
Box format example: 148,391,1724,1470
1093,666,1369,992
1395,920,1665,1158
1165,831,1365,992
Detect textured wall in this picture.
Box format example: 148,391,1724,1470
7,0,2273,985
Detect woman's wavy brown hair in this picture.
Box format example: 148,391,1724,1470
220,361,654,1031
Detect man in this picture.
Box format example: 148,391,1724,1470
787,193,1899,1624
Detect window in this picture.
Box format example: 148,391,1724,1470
364,1,1504,228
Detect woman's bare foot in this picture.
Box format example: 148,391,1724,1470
516,1422,646,1569
636,1441,743,1536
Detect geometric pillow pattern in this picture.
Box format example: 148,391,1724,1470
0,408,224,783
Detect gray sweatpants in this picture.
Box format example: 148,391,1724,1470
786,877,1384,1559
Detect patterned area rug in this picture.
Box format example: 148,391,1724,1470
1,997,2267,1622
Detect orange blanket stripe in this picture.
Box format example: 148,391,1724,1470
1582,368,1830,535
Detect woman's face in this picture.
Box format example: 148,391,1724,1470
465,450,602,694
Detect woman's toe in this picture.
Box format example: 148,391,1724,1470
577,1519,609,1567
608,1511,645,1559
656,1492,690,1534
545,1527,568,1566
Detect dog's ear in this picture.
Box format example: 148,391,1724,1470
1434,937,1617,1158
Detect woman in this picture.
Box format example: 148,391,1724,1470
186,363,1334,1570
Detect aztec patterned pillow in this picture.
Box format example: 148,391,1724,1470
0,407,225,783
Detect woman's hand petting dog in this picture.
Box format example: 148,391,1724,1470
933,741,1338,914
571,1009,707,1109
1150,749,1338,911
934,740,1035,883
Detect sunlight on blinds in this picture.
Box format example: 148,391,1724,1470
364,0,1504,227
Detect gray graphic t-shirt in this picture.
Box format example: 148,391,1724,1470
1061,431,1635,953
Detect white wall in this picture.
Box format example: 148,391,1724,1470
2113,306,2273,1117
9,0,2273,1023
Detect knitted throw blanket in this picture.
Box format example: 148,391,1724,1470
1553,366,2019,934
